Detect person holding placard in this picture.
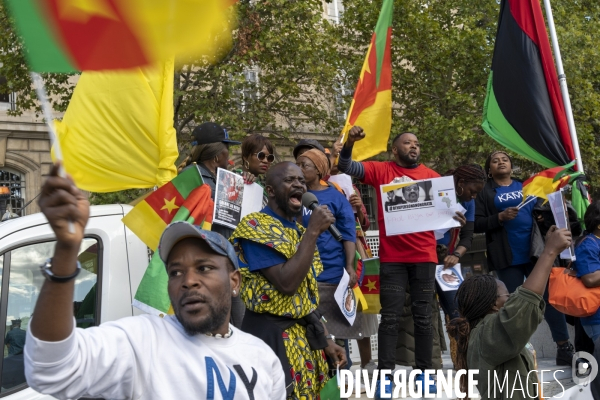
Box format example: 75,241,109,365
475,150,574,366
239,133,275,207
338,126,465,396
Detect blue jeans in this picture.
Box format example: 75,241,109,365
582,325,600,343
496,262,570,343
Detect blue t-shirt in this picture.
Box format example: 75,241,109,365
575,235,600,326
493,181,534,265
301,186,357,284
437,199,475,247
240,206,299,272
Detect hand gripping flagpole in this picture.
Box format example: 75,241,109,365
542,0,584,173
30,72,75,233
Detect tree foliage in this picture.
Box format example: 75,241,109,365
174,0,343,147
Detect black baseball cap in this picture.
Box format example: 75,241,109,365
191,122,241,146
158,221,239,269
293,139,326,159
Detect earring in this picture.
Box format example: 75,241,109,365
232,290,237,295
488,173,492,179
243,159,250,169
457,186,464,196
215,156,219,163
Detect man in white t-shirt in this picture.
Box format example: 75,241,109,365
24,164,286,400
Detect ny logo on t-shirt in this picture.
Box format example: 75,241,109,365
205,357,258,400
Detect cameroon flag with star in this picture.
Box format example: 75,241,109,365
124,165,215,316
359,258,381,314
340,0,393,161
122,165,211,250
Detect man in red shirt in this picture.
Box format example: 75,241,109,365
338,126,464,394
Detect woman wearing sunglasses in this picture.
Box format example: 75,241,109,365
240,134,275,207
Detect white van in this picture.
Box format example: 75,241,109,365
0,205,147,399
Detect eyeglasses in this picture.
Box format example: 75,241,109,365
254,152,275,163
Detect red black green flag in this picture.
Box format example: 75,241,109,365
482,0,576,169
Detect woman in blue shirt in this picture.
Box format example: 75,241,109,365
296,149,363,366
575,201,600,341
475,150,573,365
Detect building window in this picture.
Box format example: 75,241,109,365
325,0,344,24
0,77,15,111
355,182,378,231
234,69,259,112
0,169,25,218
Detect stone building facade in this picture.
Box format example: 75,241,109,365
0,109,52,216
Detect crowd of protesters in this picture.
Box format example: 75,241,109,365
24,121,594,400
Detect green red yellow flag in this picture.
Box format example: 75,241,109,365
482,0,575,168
5,0,236,72
359,258,381,314
54,59,178,192
128,171,215,316
341,0,393,161
522,161,582,202
122,166,211,251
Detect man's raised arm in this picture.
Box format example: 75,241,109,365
31,163,90,342
337,126,366,179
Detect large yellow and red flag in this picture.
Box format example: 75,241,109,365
6,0,236,73
54,59,178,192
341,0,393,161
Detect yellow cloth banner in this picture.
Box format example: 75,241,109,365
342,90,392,161
54,59,178,192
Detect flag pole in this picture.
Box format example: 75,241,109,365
30,72,74,233
542,0,584,173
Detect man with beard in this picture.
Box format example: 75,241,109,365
231,162,347,399
338,127,465,397
402,183,421,203
24,164,286,400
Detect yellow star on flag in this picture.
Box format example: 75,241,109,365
365,279,377,292
161,197,180,214
59,0,119,23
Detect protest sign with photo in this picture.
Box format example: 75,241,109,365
380,176,462,236
334,270,357,326
213,168,263,229
435,264,464,291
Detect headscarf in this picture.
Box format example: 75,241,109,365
301,149,330,179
